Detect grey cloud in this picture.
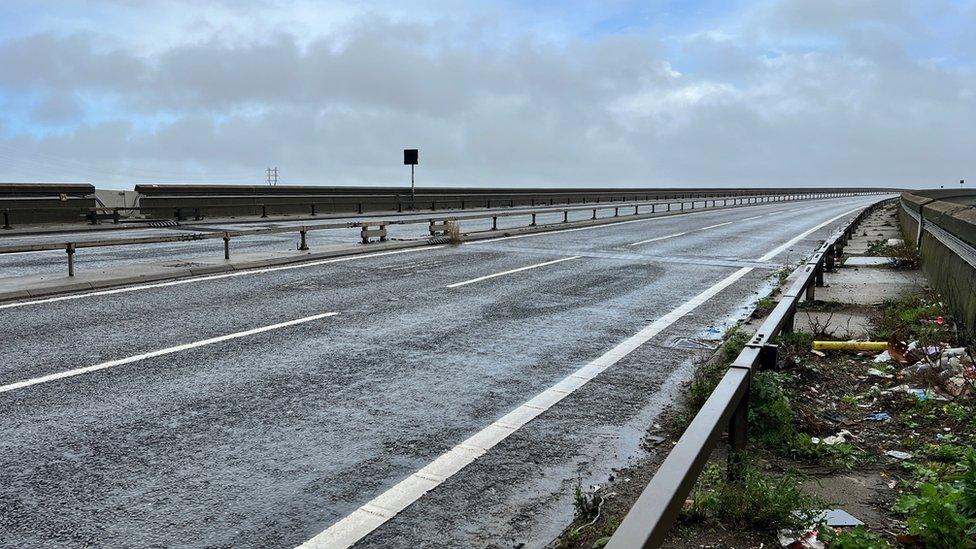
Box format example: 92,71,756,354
0,4,973,189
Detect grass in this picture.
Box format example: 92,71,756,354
752,296,776,318
445,221,462,245
872,293,952,346
681,459,821,533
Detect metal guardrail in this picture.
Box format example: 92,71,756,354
606,197,895,549
0,191,882,278
1,190,880,229
901,200,976,268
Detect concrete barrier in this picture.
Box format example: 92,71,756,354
899,190,976,335
1,183,96,225
134,184,901,219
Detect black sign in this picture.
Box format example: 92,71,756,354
403,149,419,165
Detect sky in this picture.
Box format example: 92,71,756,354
0,0,972,189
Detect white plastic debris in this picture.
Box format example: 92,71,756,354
873,350,892,363
886,450,912,460
867,367,893,378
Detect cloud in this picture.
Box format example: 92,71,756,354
0,1,972,188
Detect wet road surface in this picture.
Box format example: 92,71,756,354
0,195,885,547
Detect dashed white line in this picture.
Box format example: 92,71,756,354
628,220,733,247
297,205,867,549
0,246,444,310
446,256,580,288
0,312,339,394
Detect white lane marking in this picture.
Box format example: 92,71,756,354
0,246,444,310
626,231,689,245
446,256,580,288
0,249,62,256
628,220,733,247
0,312,339,394
739,215,764,222
297,205,867,549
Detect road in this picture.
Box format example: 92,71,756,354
0,195,883,548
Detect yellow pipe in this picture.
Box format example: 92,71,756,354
812,341,888,351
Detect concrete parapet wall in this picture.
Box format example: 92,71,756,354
900,190,976,335
0,183,96,224
135,184,896,219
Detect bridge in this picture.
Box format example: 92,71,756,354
0,187,914,547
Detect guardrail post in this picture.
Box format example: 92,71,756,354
728,393,748,470
634,205,639,215
531,213,537,226
591,208,597,220
815,264,825,287
825,244,835,271
194,208,201,221
563,211,569,223
311,203,317,216
3,209,11,230
614,207,619,217
358,202,364,214
87,210,98,225
223,233,230,260
298,228,309,251
113,209,121,224
66,243,75,276
491,216,498,230
461,200,465,210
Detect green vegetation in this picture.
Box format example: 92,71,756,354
752,296,776,318
894,449,976,548
682,460,820,532
872,293,952,346
818,526,891,548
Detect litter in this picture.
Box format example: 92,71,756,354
812,341,888,351
778,528,824,548
886,450,913,460
813,430,852,445
865,412,891,422
866,367,893,378
816,509,864,527
811,349,826,358
872,351,892,363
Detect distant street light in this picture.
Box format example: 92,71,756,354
404,149,418,197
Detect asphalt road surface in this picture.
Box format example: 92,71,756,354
0,195,885,548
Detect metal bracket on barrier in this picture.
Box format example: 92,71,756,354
744,343,778,370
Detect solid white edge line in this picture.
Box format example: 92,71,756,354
0,246,444,311
0,312,339,394
446,256,580,288
297,203,868,549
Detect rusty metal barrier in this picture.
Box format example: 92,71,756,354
605,197,895,549
0,191,884,277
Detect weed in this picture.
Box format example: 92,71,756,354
791,433,860,469
573,482,601,521
445,221,462,245
776,265,793,285
896,482,975,548
872,293,951,345
818,526,891,548
682,460,820,531
722,325,750,363
749,372,795,447
753,296,776,318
